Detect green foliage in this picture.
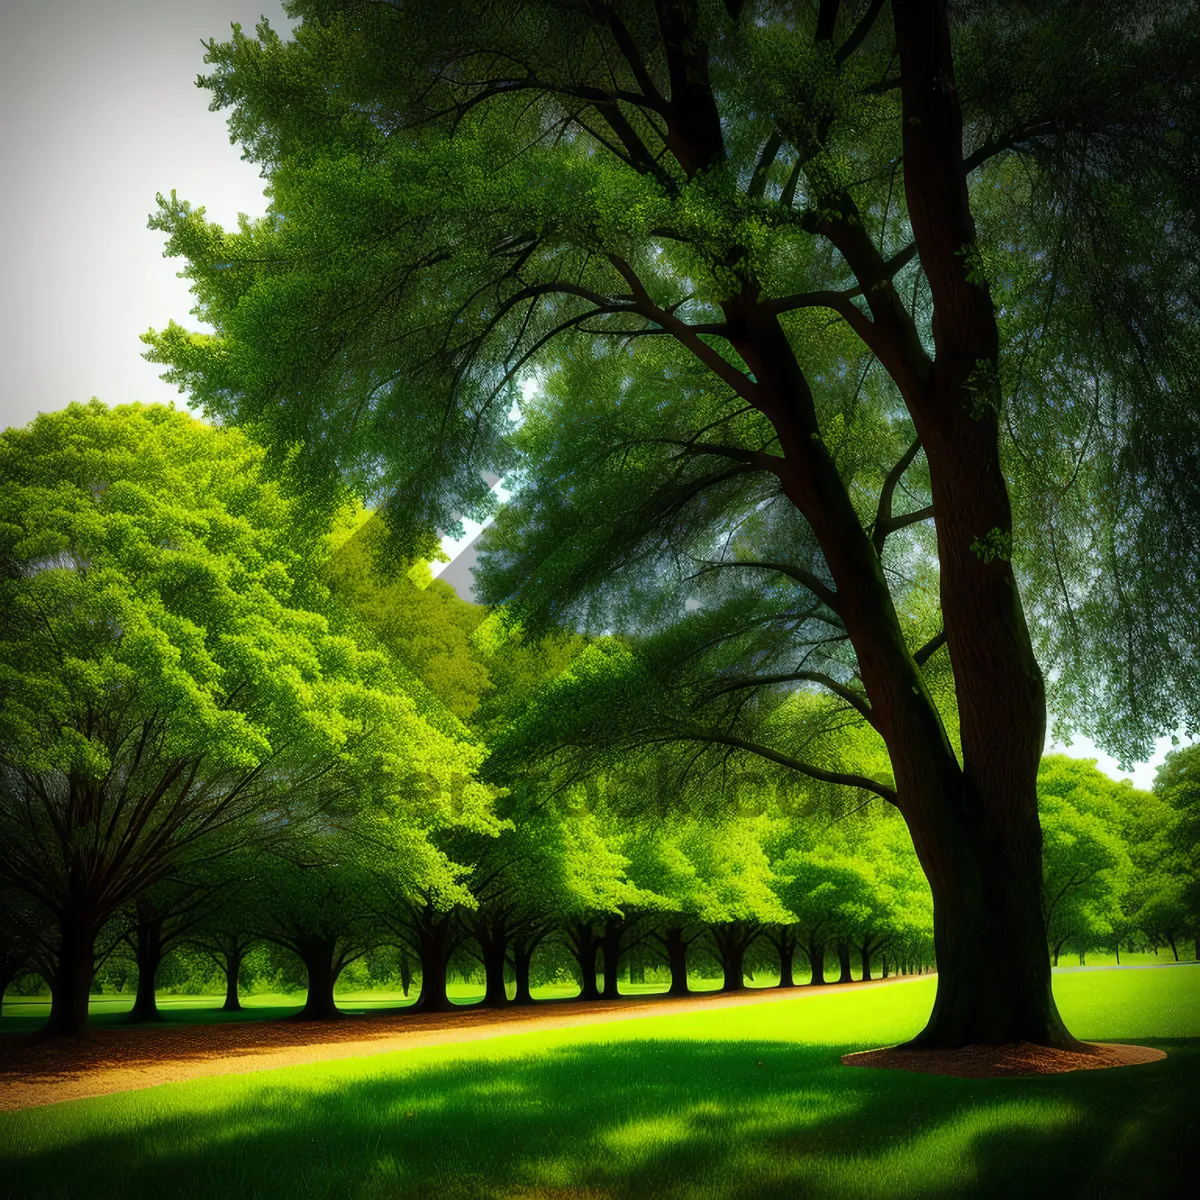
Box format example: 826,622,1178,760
325,507,490,723
0,402,496,949
1036,757,1135,957
141,0,1200,773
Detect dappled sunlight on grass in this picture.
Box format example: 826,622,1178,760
1,970,1196,1198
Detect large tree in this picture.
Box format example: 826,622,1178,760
144,1,1200,1047
0,402,493,1034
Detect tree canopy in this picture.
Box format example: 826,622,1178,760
0,401,495,1033
140,0,1200,1048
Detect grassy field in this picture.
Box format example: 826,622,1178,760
1,959,1184,1035
0,976,733,1035
2,968,1197,1200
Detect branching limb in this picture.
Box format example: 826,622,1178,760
683,729,897,803
688,558,840,614
913,629,946,666
704,670,876,727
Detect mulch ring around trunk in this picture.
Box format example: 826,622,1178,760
841,1040,1166,1078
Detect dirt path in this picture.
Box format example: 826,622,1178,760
0,976,926,1112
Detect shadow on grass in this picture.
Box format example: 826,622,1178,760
1,1036,1193,1200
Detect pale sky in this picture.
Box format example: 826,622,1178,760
0,0,291,432
0,2,1186,788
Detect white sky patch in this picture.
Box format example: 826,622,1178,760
1046,730,1192,790
1,1,294,432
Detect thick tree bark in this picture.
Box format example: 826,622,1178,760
860,940,873,982
721,943,745,993
836,940,853,984
883,0,1077,1051
46,911,95,1037
510,936,538,1005
479,925,509,1008
881,953,889,980
662,926,690,996
414,922,452,1013
804,937,827,986
710,921,755,993
297,938,340,1020
772,928,798,988
910,824,1071,1047
222,948,243,1012
128,916,165,1023
563,920,602,1000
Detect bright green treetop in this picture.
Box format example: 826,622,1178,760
1035,756,1135,956
0,401,494,934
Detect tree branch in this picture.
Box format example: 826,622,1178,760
871,436,923,554
913,629,946,666
704,670,876,726
685,729,897,803
688,558,840,614
835,0,886,66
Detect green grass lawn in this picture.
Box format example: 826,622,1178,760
2,969,1197,1200
0,977,731,1035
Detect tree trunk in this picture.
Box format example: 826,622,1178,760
46,911,95,1037
1167,934,1179,962
399,950,412,998
480,927,509,1008
884,0,1078,1052
511,937,537,1005
722,942,745,993
805,938,826,986
297,939,340,1020
1113,938,1120,967
565,921,601,1001
711,924,747,993
128,917,165,1023
881,953,889,979
222,948,243,1012
415,923,451,1013
908,824,1074,1047
836,940,853,984
601,923,623,1000
662,927,690,996
577,944,600,1000
860,940,873,982
777,932,797,988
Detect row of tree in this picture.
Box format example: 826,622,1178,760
3,404,1195,1035
0,801,940,1022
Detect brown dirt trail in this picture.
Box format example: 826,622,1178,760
0,977,909,1111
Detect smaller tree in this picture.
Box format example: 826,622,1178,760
1152,746,1200,961
1037,757,1134,965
